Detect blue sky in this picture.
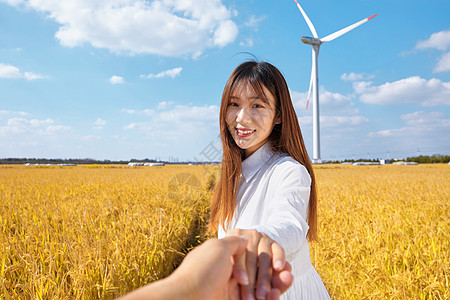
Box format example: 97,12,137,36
1,0,449,161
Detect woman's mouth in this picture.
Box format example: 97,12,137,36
236,128,255,137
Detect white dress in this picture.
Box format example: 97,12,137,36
218,143,330,299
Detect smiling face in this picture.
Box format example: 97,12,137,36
225,82,280,158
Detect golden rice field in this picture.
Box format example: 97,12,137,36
0,164,217,299
311,164,449,299
1,163,449,299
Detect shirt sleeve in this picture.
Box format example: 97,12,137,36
250,159,311,260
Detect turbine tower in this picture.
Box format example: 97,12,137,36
294,0,376,164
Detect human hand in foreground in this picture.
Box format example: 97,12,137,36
226,229,288,300
117,236,293,300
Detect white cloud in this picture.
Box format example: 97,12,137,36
122,109,136,114
46,125,72,134
291,87,355,113
415,30,450,73
244,15,266,31
157,101,174,109
0,63,21,78
0,63,44,80
239,38,254,48
352,81,373,94
0,110,29,116
93,118,107,129
355,76,450,106
24,72,44,80
322,115,368,126
434,52,450,73
369,111,449,141
416,30,450,51
157,104,218,122
81,135,102,141
140,67,182,79
0,117,71,136
300,115,368,127
1,0,23,5
290,87,368,154
213,20,239,47
125,104,218,123
122,103,219,143
5,0,238,57
110,75,124,84
341,72,374,81
123,108,155,116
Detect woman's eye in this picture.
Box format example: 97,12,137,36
228,102,239,107
253,104,263,108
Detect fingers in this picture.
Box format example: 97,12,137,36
226,229,261,300
221,236,250,286
226,229,291,299
271,262,294,295
241,234,259,300
256,238,272,299
267,289,281,300
221,236,248,257
232,247,249,286
271,242,286,271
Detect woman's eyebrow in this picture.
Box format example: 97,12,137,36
251,96,270,104
229,95,270,104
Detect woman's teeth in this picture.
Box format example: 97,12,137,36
237,129,254,135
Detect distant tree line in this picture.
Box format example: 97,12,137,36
405,154,450,164
327,154,449,164
0,158,158,165
1,154,449,165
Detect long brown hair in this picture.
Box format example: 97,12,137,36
209,61,317,241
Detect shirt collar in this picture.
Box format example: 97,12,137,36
241,143,274,182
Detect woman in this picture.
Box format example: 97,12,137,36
210,61,330,299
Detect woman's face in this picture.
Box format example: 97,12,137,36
226,82,280,158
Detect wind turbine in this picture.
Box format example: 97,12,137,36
293,0,376,164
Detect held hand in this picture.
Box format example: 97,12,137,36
117,236,292,300
171,236,248,300
226,229,288,300
117,236,248,300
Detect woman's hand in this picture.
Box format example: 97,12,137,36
226,229,287,300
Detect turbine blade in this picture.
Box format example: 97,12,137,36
306,76,312,110
320,14,377,42
306,50,315,110
294,0,318,38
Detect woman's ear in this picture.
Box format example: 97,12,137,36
275,112,281,125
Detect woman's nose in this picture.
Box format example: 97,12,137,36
236,108,250,123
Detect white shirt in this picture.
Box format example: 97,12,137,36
218,143,330,299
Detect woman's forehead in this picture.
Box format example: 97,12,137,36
231,80,271,99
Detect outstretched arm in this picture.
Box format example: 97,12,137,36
117,236,293,300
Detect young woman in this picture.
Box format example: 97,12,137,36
210,61,330,299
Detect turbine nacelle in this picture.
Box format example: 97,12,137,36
301,36,322,46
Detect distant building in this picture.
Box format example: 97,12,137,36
144,162,165,167
352,162,381,166
128,162,165,167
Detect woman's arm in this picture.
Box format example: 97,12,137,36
226,161,311,299
254,161,311,258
